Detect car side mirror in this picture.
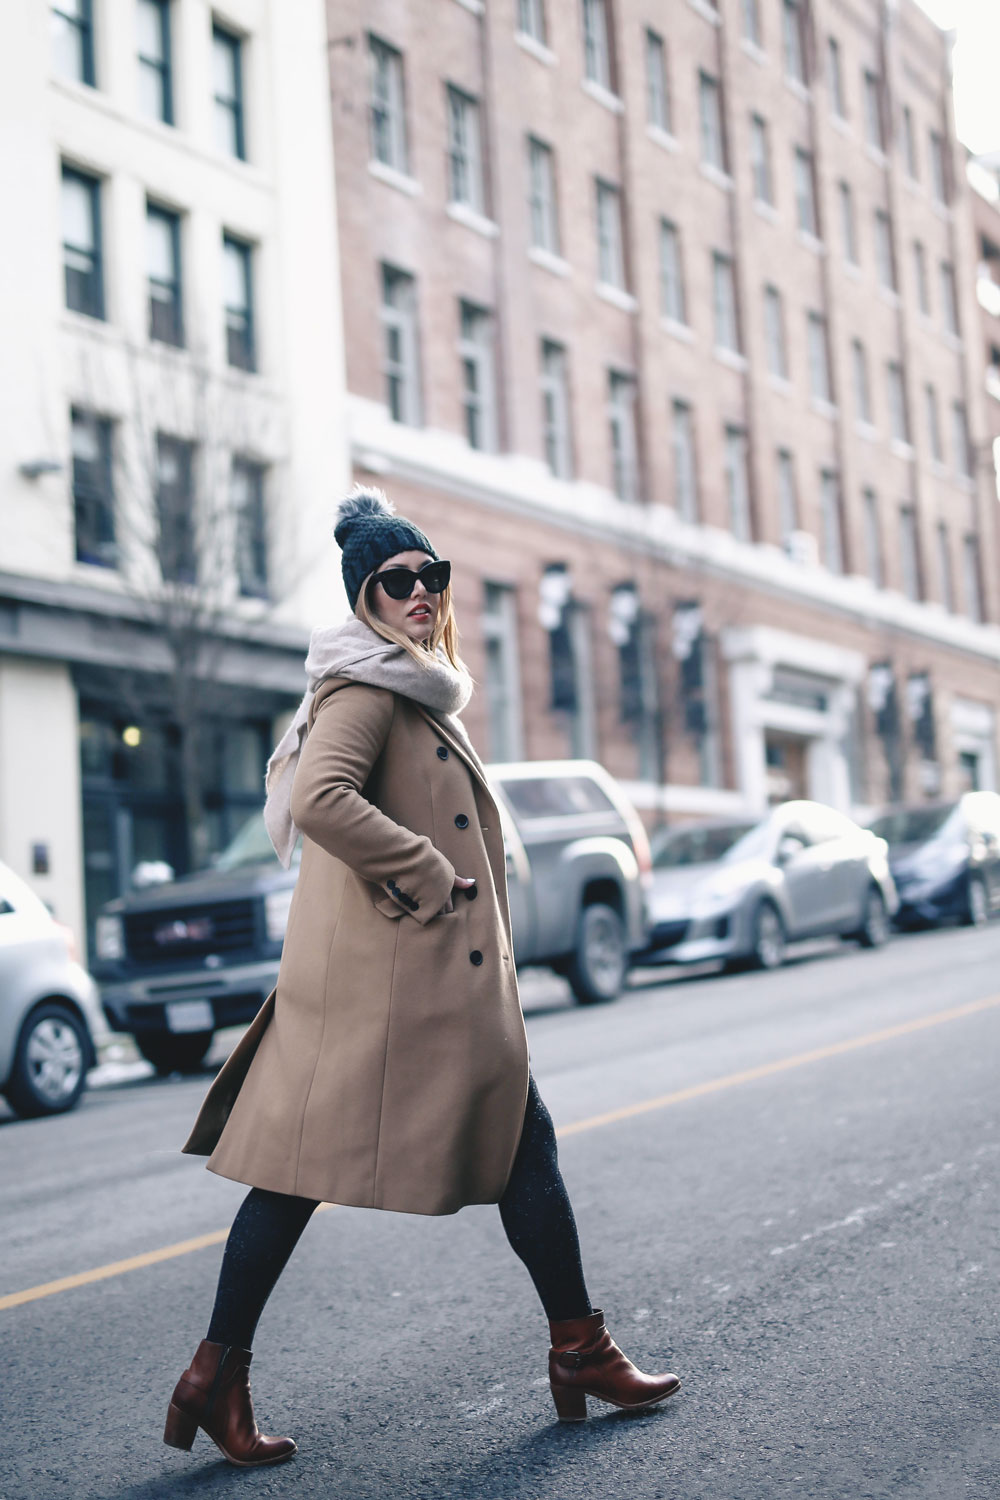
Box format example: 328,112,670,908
776,835,804,867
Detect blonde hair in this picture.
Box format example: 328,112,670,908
355,566,467,673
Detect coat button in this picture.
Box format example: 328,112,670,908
464,884,478,901
437,746,448,759
469,950,484,966
455,813,469,829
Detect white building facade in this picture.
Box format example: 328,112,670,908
0,0,348,956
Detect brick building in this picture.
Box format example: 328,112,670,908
325,0,1000,821
969,149,1000,494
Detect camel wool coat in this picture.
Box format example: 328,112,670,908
182,677,530,1215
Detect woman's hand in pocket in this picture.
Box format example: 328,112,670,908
437,875,476,915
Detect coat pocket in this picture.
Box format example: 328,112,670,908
373,893,407,920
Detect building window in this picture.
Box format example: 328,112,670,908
137,0,173,123
925,384,943,463
608,372,638,503
61,165,103,319
724,428,751,542
594,178,625,289
899,506,921,601
212,22,245,160
874,209,895,290
929,130,948,205
763,285,788,380
839,180,858,265
862,71,884,151
852,339,872,425
483,583,524,761
146,202,183,346
659,220,686,324
369,34,407,172
517,0,546,45
963,536,983,621
887,362,909,444
913,240,930,314
952,401,972,478
712,253,739,353
807,313,832,403
645,29,671,133
776,449,798,545
155,434,196,585
232,457,269,599
380,264,420,425
819,470,843,572
742,0,762,47
446,86,484,212
902,106,918,178
222,234,255,371
527,137,559,253
940,261,959,335
52,0,95,86
863,488,883,587
698,72,725,172
750,114,774,205
827,38,846,118
782,0,806,85
582,0,612,91
71,408,116,567
937,523,954,612
794,148,818,236
540,340,572,479
672,400,698,523
459,302,497,452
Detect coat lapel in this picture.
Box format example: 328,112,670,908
414,704,496,804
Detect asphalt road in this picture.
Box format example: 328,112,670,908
2,927,999,1500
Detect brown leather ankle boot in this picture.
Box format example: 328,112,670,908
548,1310,681,1422
163,1339,297,1466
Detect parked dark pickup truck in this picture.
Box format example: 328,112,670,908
92,761,651,1073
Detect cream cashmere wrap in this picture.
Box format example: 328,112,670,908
263,617,474,867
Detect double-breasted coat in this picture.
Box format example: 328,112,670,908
183,677,530,1215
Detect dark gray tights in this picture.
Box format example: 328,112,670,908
206,1076,591,1349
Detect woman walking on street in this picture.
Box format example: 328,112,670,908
164,489,680,1467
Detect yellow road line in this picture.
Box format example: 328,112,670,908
3,993,998,1314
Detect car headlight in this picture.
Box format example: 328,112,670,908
690,887,738,919
95,914,124,961
264,887,294,942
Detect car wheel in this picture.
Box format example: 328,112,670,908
964,874,988,928
857,886,890,948
135,1031,214,1076
3,1002,89,1118
566,903,627,1005
749,902,786,971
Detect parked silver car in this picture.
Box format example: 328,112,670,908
0,861,105,1117
638,801,897,970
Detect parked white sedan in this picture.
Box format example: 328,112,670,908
0,862,105,1117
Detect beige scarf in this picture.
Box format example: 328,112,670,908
263,617,474,867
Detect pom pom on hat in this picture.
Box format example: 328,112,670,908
333,486,396,546
334,484,438,611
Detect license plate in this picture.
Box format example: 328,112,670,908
165,999,214,1033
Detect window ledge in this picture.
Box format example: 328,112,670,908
661,316,694,344
514,30,556,66
891,440,916,461
856,421,879,442
929,459,950,478
595,282,638,312
843,260,862,280
452,0,484,12
865,145,888,168
797,231,826,256
768,374,792,396
581,78,625,114
878,286,901,308
740,39,767,66
784,77,811,103
369,160,422,197
700,163,734,192
931,199,953,222
811,398,839,420
942,331,964,351
528,245,571,277
753,199,780,225
830,114,853,139
446,201,499,237
903,175,923,199
647,124,680,153
714,346,748,372
686,0,721,25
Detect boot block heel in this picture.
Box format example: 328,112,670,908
163,1402,198,1451
551,1384,588,1422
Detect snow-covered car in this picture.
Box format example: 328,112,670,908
636,801,897,971
0,861,105,1117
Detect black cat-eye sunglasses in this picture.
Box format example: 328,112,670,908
369,559,452,601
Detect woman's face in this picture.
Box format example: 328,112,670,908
370,550,440,643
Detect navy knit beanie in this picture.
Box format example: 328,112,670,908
334,487,439,611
